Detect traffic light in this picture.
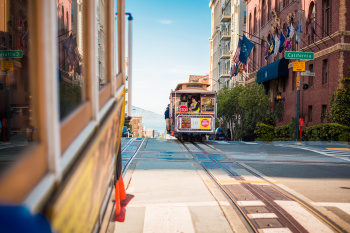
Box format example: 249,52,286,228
302,83,309,90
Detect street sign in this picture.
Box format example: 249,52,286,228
1,60,14,71
0,50,23,59
293,62,305,72
296,76,300,87
301,71,315,76
285,51,314,60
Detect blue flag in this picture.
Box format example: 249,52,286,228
286,25,290,38
279,31,286,53
238,34,254,66
268,36,275,57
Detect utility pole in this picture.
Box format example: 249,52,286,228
126,13,133,117
295,0,302,140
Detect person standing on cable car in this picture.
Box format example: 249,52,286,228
189,97,200,114
164,105,171,134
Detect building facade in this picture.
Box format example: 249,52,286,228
209,0,247,92
245,0,350,126
130,116,143,137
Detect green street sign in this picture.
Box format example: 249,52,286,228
0,50,23,59
285,51,314,60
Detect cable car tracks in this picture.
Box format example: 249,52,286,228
181,141,345,233
121,138,145,177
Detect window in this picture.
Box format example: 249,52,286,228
0,0,38,176
97,0,107,89
309,64,313,87
308,2,316,44
275,0,279,12
321,105,327,122
308,105,313,122
254,8,257,33
322,59,328,85
244,11,246,24
323,0,330,36
262,0,266,25
292,72,296,91
249,13,252,34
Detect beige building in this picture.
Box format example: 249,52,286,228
130,116,143,137
209,0,247,91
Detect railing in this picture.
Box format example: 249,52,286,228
219,48,230,57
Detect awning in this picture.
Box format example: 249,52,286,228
257,58,289,84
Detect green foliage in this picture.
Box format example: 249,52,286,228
217,83,270,140
254,123,274,141
274,125,290,139
59,82,82,119
288,117,297,140
329,77,350,127
304,123,350,141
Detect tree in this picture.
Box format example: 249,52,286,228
217,83,270,140
330,77,350,127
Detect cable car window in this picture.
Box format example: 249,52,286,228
201,98,215,112
0,1,36,175
97,0,107,89
57,0,87,120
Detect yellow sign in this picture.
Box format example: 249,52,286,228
296,76,300,87
293,62,305,72
49,99,125,233
1,60,14,71
200,118,211,130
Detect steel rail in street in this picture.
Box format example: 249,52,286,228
199,141,345,233
122,138,145,178
180,141,257,233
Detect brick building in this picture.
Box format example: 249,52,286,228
245,0,350,126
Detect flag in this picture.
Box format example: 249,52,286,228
296,21,301,44
274,35,280,56
285,38,292,50
230,65,235,77
268,36,275,57
289,23,295,38
22,30,29,43
264,42,269,61
286,25,290,38
244,58,249,72
234,63,239,76
233,39,244,67
239,34,254,65
279,31,286,53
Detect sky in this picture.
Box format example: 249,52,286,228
121,0,211,115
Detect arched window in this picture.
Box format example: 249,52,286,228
262,0,266,26
323,0,330,36
268,0,271,21
308,2,316,43
249,12,252,34
254,8,257,33
61,6,64,31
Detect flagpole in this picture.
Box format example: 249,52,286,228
305,23,321,50
242,31,269,43
311,17,335,42
238,35,268,49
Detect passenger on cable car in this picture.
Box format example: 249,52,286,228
189,97,200,114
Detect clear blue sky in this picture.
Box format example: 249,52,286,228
122,0,211,115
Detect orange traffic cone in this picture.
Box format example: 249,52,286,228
118,177,134,207
115,181,126,222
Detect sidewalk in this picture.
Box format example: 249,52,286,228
114,139,237,233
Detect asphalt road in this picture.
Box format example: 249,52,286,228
206,140,350,229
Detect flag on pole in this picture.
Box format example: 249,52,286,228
279,31,286,53
274,35,280,56
268,36,275,57
234,63,239,76
233,39,243,67
239,34,254,65
296,21,301,44
286,25,290,38
230,65,235,77
264,42,269,61
289,23,295,38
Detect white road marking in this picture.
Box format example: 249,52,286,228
214,141,229,144
247,213,278,219
274,201,334,233
237,201,265,206
128,201,225,208
259,228,292,233
143,204,195,233
242,142,258,145
312,202,350,215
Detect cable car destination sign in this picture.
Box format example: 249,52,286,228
285,51,314,60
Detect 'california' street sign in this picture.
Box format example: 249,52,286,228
0,50,23,59
285,51,314,60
